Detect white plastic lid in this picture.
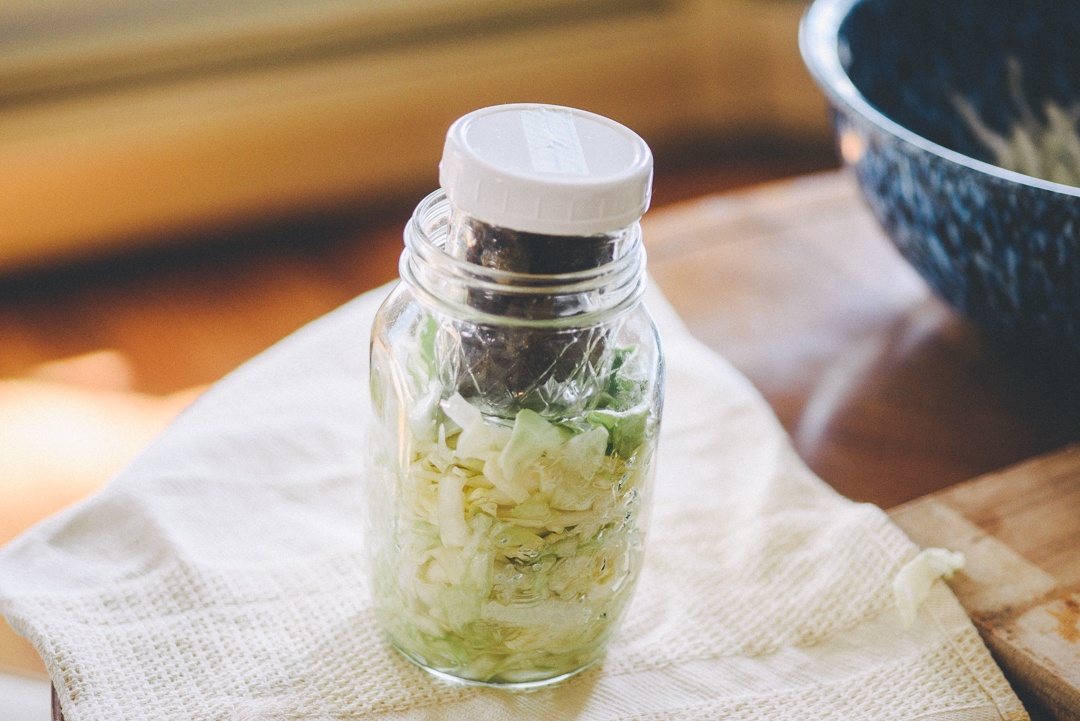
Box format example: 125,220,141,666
439,104,653,236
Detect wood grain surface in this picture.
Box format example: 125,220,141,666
646,172,1080,509
890,446,1080,721
645,171,1080,718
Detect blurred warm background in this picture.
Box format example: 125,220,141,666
0,0,837,689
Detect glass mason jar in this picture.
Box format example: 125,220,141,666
367,105,663,688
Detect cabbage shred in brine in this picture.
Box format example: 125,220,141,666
367,104,663,688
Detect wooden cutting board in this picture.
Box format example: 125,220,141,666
889,445,1080,721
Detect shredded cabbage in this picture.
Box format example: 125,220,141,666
893,547,965,628
953,57,1080,186
373,376,656,684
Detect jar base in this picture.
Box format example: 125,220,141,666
393,645,600,691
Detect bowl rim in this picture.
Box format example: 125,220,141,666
799,0,1080,198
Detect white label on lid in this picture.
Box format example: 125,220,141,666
522,107,589,176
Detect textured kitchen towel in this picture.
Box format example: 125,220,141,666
0,282,1026,721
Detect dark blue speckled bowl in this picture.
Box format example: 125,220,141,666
800,0,1080,358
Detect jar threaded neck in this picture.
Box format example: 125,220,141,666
401,191,647,328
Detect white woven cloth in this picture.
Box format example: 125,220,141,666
0,282,1027,721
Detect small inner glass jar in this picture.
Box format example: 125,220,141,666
401,192,648,418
